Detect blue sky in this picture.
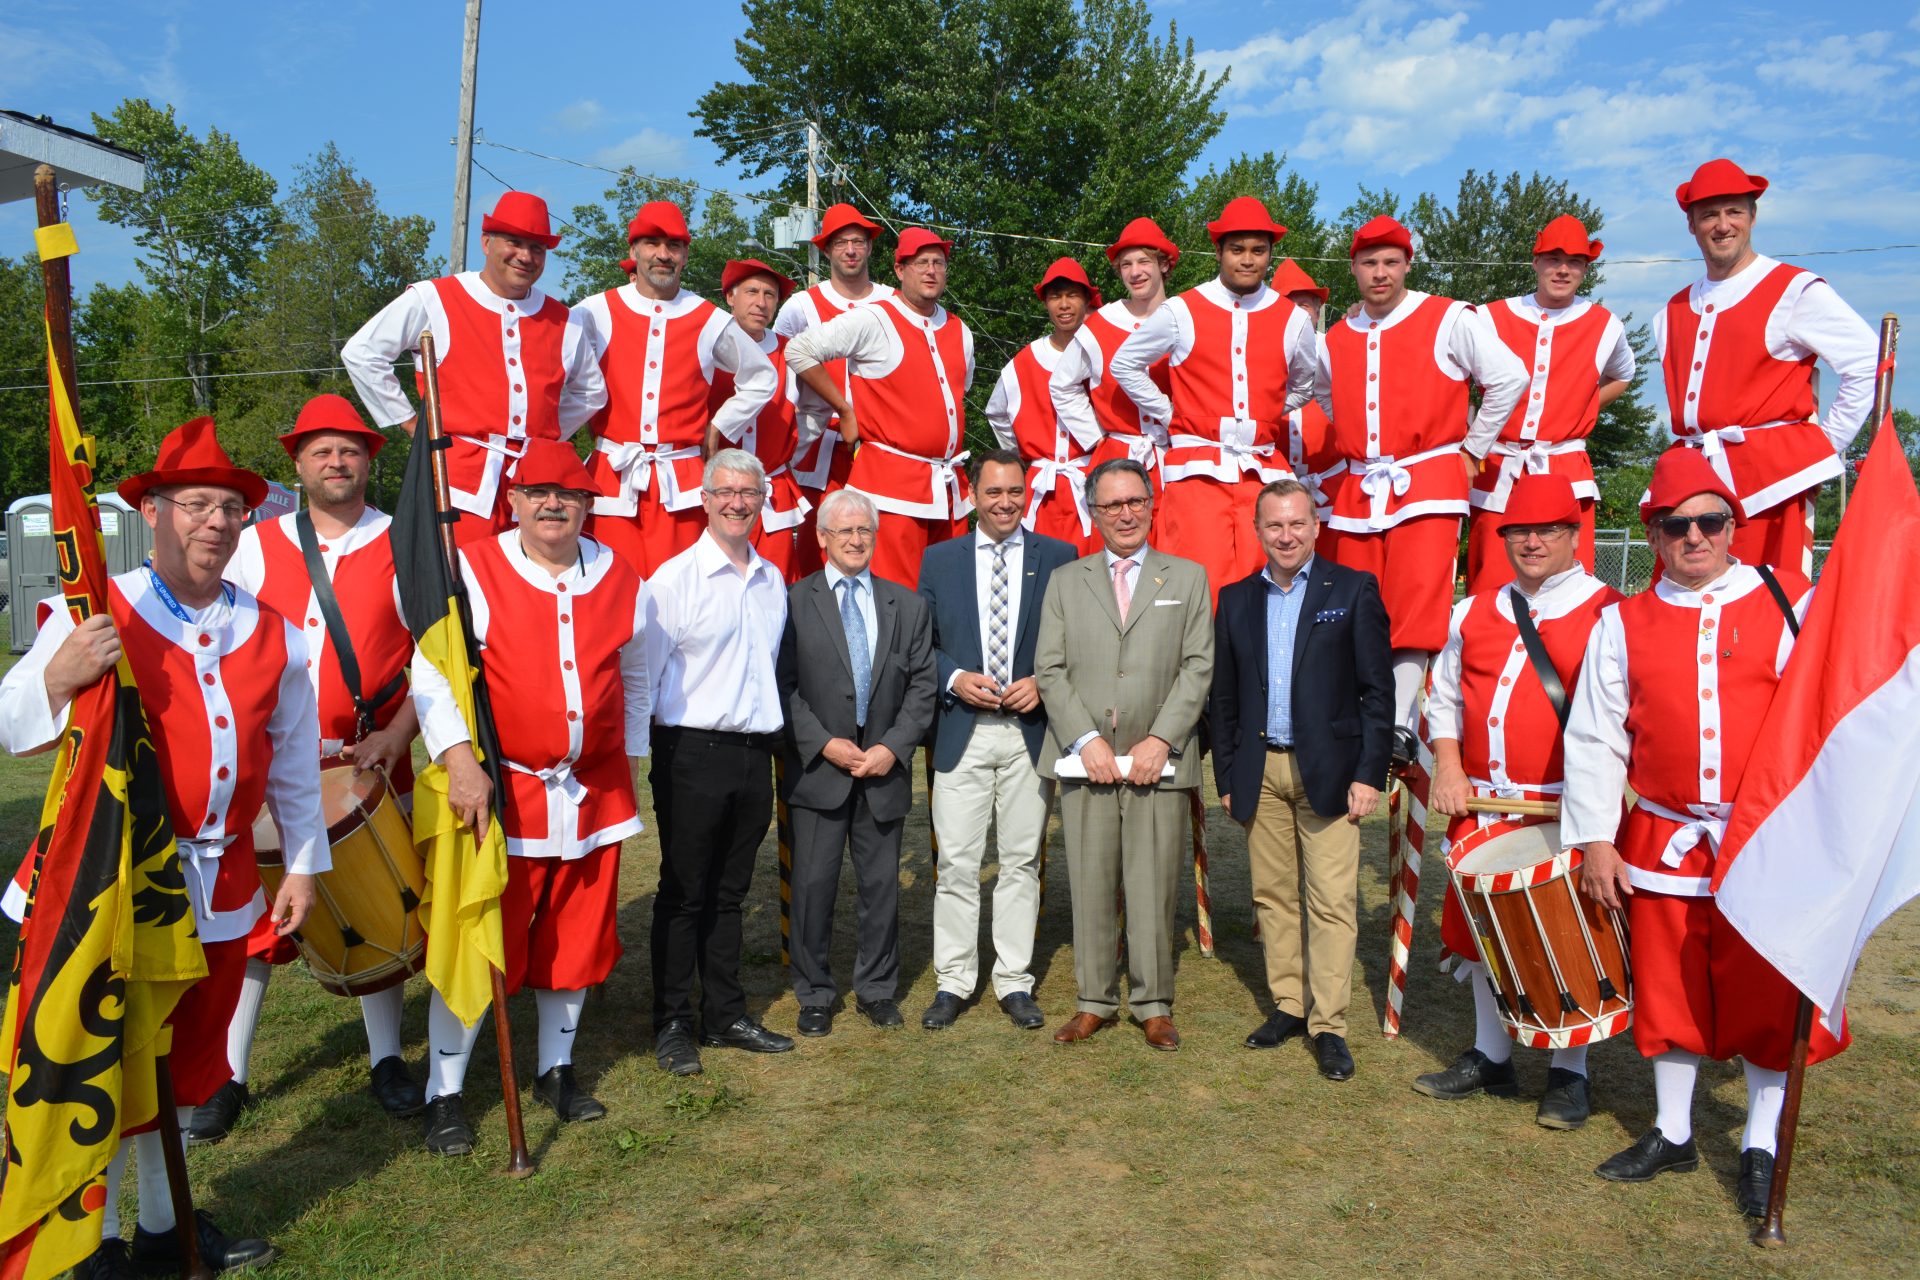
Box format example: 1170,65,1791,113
4,0,1916,413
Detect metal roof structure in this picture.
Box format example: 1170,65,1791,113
0,109,146,204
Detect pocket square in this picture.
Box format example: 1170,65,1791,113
1314,607,1349,623
1153,598,1183,607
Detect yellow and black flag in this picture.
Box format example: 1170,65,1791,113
0,226,205,1280
390,408,508,1027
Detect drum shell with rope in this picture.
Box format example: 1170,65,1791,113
1446,818,1632,1049
253,765,426,998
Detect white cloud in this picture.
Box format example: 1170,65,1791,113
137,21,186,110
592,128,688,174
553,99,605,133
1757,32,1919,99
0,22,126,101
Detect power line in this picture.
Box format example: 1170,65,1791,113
0,365,384,394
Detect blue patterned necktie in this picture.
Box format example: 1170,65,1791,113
840,577,871,727
987,543,1010,688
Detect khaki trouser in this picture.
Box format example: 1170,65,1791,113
1059,782,1187,1020
1247,749,1360,1037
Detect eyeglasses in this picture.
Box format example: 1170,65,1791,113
516,487,589,507
704,487,766,503
1092,496,1152,515
1501,524,1575,543
1654,512,1731,539
155,494,250,523
821,525,876,541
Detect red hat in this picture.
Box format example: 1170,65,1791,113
618,257,637,275
1639,448,1745,525
627,200,691,244
1106,217,1181,269
512,440,597,494
1496,474,1582,532
1270,258,1328,303
811,202,882,249
1033,257,1102,308
1350,215,1414,259
894,226,954,264
721,257,799,301
278,393,387,460
118,417,269,508
1207,196,1287,244
1675,158,1768,212
1533,215,1603,260
480,192,561,249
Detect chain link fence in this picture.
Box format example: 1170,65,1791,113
1593,529,1832,594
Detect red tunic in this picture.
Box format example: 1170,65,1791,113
710,332,810,534
1162,288,1295,482
582,288,726,515
1473,298,1617,509
1079,305,1171,452
991,339,1090,541
846,299,973,518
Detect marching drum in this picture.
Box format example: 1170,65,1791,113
254,765,426,997
1446,819,1632,1049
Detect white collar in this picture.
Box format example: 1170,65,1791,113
1652,559,1760,607
824,563,874,594
1495,566,1605,619
693,528,775,582
1346,289,1431,334
1027,336,1069,370
273,505,389,555
976,527,1024,554
1691,255,1782,310
616,284,707,319
1508,294,1593,325
1103,544,1150,570
1196,277,1278,312
881,293,949,329
499,528,613,593
821,279,891,306
457,270,545,316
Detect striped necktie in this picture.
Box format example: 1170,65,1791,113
987,542,1010,688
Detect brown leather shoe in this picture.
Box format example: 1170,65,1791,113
1052,1012,1117,1044
1142,1016,1180,1051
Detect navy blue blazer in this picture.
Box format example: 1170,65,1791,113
917,530,1078,771
1209,558,1394,821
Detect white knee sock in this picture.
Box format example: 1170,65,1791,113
1652,1049,1700,1144
225,958,272,1083
1550,1044,1590,1077
1390,650,1430,730
131,1110,191,1234
1466,964,1512,1064
1742,1063,1788,1154
535,988,586,1074
359,983,406,1069
426,988,488,1101
102,1140,130,1239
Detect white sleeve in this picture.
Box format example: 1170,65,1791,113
784,308,890,376
263,622,330,875
1600,314,1637,383
984,361,1020,451
962,322,976,394
410,556,482,760
773,292,812,340
641,568,677,722
1108,305,1178,429
1787,279,1880,453
710,321,779,443
623,578,652,758
1284,310,1317,412
343,285,432,428
1561,607,1632,847
1455,306,1529,457
557,309,609,437
0,605,78,754
1314,337,1336,422
223,527,266,597
1423,598,1472,742
1049,336,1103,450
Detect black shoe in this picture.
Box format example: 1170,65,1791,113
1595,1129,1700,1182
1536,1068,1593,1130
999,991,1045,1030
1412,1048,1520,1100
1244,1010,1308,1049
654,1020,704,1076
921,992,963,1030
1737,1147,1777,1218
423,1092,475,1157
700,1016,795,1053
80,1238,135,1280
369,1055,426,1117
796,1006,833,1037
1314,1033,1355,1082
1391,726,1420,771
130,1208,275,1274
856,997,904,1029
534,1064,607,1122
185,1079,249,1147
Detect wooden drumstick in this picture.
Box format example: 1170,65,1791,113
1464,796,1560,818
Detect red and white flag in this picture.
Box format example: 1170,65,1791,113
1714,416,1920,1019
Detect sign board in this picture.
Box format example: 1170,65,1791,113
253,481,300,524
20,512,49,536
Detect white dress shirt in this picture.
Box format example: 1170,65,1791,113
644,530,788,734
949,528,1026,693
823,562,880,654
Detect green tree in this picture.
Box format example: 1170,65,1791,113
1816,406,1920,538
561,175,758,305
1590,321,1663,472
1166,151,1331,296
0,256,53,507
1413,171,1606,307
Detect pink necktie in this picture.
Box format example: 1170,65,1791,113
1112,558,1136,621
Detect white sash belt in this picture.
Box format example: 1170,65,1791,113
597,437,701,509
1331,443,1459,530
1168,429,1276,479
1636,797,1732,868
864,440,970,511
1486,438,1588,507
177,833,238,924
507,758,587,805
1024,456,1092,534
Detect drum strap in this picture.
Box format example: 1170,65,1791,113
297,511,407,740
1508,586,1569,731
1754,564,1802,639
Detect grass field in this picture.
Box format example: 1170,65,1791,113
0,631,1913,1279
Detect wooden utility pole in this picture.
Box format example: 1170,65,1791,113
806,122,821,286
450,0,484,272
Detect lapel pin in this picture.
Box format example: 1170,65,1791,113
1153,577,1164,586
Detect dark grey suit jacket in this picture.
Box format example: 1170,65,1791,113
776,569,936,823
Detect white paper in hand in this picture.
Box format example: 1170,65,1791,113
1055,754,1176,780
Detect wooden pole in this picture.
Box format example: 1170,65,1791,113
450,0,483,273
33,168,78,412
805,122,822,287
416,331,532,1178
151,1057,214,1280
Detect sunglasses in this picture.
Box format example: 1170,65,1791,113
1654,512,1731,539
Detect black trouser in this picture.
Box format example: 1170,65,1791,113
787,782,903,1008
649,726,776,1030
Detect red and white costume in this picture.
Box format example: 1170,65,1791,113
0,573,326,1105
1466,296,1635,591
1654,257,1877,576
570,285,776,576
1109,279,1317,600
711,329,813,582
1049,299,1172,489
1313,292,1527,650
785,295,975,589
343,273,606,543
986,337,1097,553
1563,562,1848,1069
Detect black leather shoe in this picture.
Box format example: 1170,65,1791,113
796,1006,833,1037
700,1017,795,1053
1412,1048,1520,1100
131,1208,275,1274
654,1020,704,1076
1536,1068,1592,1130
1595,1129,1700,1182
369,1055,426,1117
1315,1033,1355,1082
1737,1147,1776,1217
423,1092,475,1157
1244,1010,1308,1049
999,991,1045,1030
534,1064,607,1122
921,992,963,1029
79,1238,135,1280
856,997,905,1029
1391,725,1420,771
186,1078,249,1146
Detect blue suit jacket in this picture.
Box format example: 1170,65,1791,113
1209,558,1394,820
918,530,1079,771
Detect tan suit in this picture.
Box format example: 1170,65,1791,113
1035,546,1213,1019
